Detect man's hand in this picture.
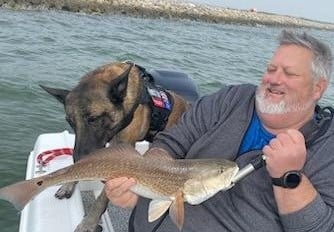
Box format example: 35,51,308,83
263,129,317,214
105,177,139,209
263,129,307,178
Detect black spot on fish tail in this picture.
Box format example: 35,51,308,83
0,178,47,210
36,181,43,186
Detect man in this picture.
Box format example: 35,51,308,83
105,30,334,231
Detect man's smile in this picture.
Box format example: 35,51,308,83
265,86,286,98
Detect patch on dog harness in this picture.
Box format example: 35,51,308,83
146,84,174,139
147,86,172,110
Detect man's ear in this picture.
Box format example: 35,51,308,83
39,84,70,105
313,78,328,101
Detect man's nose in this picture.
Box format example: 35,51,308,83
267,70,284,84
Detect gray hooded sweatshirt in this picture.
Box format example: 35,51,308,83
131,84,334,232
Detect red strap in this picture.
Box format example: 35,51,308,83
37,148,73,166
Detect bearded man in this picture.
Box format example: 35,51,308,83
105,30,334,232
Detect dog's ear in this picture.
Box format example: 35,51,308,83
39,84,69,105
108,63,133,103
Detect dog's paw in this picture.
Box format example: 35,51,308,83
54,182,76,199
74,223,103,232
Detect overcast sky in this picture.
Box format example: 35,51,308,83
189,0,334,23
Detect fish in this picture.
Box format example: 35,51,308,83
0,144,238,230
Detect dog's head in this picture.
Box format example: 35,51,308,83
40,62,144,161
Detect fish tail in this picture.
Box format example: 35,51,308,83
0,177,47,210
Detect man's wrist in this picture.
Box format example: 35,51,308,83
272,170,303,189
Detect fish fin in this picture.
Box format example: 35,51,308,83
169,191,185,231
88,143,142,161
116,143,142,156
0,177,46,210
144,147,173,160
148,199,172,222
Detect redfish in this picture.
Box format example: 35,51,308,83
0,144,238,230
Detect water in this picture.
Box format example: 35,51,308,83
0,8,334,232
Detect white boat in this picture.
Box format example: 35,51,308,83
19,130,149,232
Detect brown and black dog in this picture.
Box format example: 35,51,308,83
40,61,194,232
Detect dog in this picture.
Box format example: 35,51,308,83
40,61,193,232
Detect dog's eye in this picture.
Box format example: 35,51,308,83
87,116,98,125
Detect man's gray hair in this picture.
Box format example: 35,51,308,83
279,30,333,82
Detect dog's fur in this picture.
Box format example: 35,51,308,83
40,62,189,232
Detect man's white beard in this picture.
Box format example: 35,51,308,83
255,86,313,114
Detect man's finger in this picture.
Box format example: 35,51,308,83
105,177,136,197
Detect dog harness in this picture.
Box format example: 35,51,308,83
135,64,174,142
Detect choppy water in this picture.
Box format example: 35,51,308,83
0,8,334,232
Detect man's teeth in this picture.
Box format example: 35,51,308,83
269,89,283,94
105,142,110,148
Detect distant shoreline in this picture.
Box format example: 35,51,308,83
1,0,334,30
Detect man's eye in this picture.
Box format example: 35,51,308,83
267,67,276,73
285,71,299,77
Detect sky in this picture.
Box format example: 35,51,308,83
189,0,334,24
